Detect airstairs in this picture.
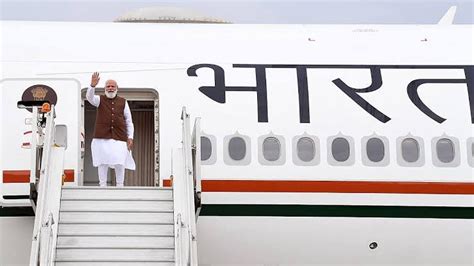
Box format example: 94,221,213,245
22,100,200,265
54,186,175,264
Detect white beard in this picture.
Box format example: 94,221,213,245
105,90,117,99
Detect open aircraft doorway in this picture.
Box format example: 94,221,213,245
81,88,159,187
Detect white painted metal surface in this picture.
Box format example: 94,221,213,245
173,107,199,265
59,211,174,224
29,106,67,265
55,187,175,264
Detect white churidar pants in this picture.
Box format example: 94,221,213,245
92,138,135,187
98,164,125,187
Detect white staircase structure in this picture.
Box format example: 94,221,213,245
26,103,200,265
55,187,175,264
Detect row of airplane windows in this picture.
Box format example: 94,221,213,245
199,133,474,167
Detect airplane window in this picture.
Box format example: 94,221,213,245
200,136,212,161
367,137,385,162
228,137,246,161
297,137,315,162
332,137,350,162
436,138,455,163
263,137,281,161
401,138,419,163
472,143,474,157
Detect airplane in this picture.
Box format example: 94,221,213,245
0,6,473,265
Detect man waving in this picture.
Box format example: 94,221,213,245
87,72,135,187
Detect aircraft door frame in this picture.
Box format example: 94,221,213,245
80,88,159,186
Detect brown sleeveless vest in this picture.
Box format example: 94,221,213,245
93,95,128,142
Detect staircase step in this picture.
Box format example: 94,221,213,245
55,186,177,263
56,263,174,266
60,200,173,212
60,212,174,224
58,224,174,236
57,236,174,249
55,248,174,262
63,186,171,190
61,188,172,201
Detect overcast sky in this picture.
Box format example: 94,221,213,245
0,0,472,24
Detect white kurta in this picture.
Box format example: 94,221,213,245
87,86,136,170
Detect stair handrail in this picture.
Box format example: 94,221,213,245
29,105,55,265
175,213,182,262
191,117,202,200
173,107,198,266
29,105,65,265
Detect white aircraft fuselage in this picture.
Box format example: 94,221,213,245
0,21,473,265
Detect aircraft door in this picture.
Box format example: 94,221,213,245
82,88,159,187
0,79,81,198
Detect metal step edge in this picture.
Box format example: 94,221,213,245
56,261,176,266
56,247,174,250
60,208,174,211
58,224,174,229
56,235,175,238
59,210,174,213
62,187,172,190
56,244,175,249
60,209,174,213
60,199,173,202
55,260,175,263
58,212,174,217
60,197,173,201
56,247,175,250
56,246,175,249
57,234,174,237
59,198,173,202
58,222,174,225
58,223,174,225
56,236,175,239
59,212,174,215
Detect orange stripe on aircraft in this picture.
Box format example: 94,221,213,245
3,170,75,183
163,179,474,194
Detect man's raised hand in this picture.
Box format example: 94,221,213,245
91,72,100,87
